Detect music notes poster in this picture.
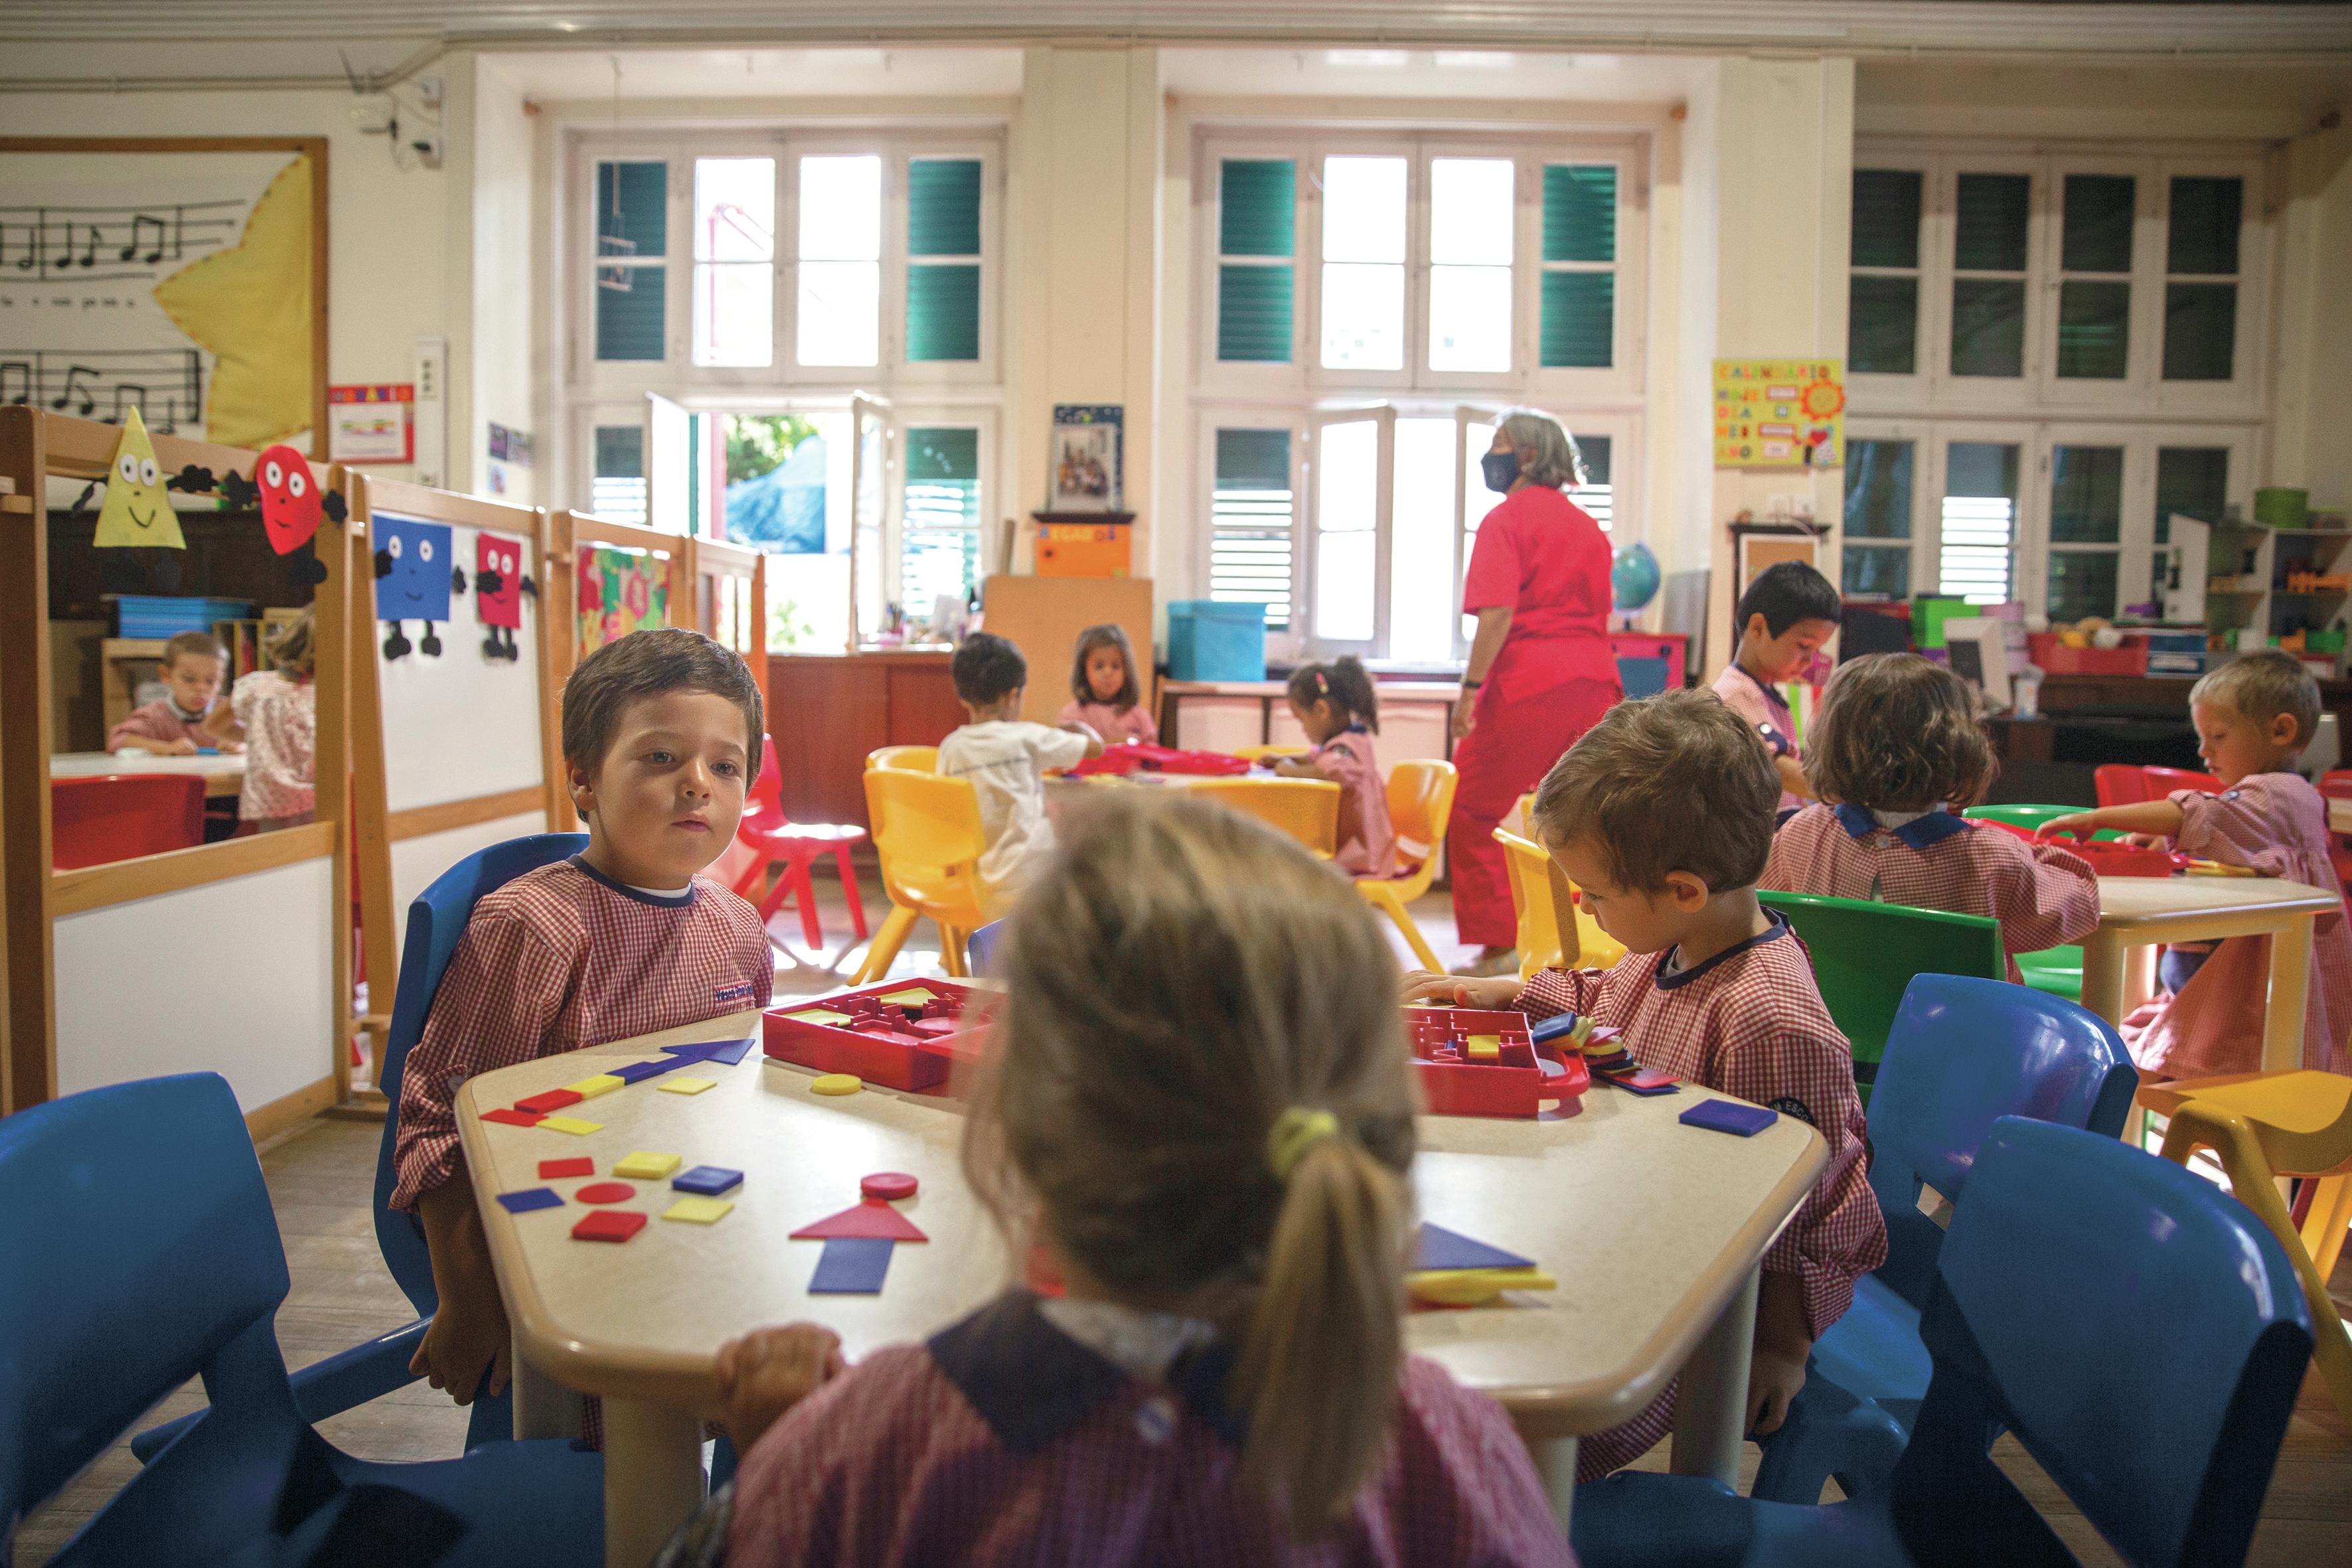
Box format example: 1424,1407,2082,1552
0,139,325,451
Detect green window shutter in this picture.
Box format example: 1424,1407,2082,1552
907,265,980,361
1543,167,1616,263
595,161,667,257
908,160,982,257
1849,276,1919,375
1539,272,1613,368
2154,447,2228,544
2062,175,2135,274
595,266,666,361
2163,284,2236,381
1851,169,1921,268
1215,428,1291,490
904,159,982,363
594,426,645,479
1217,160,1294,364
594,161,668,361
1954,173,2029,272
905,426,980,483
2168,177,2241,275
1219,160,1294,258
1212,428,1294,631
1571,433,1610,486
1217,264,1294,362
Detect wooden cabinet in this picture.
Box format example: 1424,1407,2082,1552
765,652,962,830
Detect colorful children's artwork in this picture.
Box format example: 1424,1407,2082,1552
255,443,320,554
1712,359,1845,469
578,545,667,655
374,514,454,659
476,533,526,661
91,407,185,550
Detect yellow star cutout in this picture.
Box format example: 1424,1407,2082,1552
152,155,313,451
91,406,184,550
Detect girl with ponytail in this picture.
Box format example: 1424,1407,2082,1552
1276,654,1397,878
702,795,1569,1567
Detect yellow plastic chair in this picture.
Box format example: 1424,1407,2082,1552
2142,1070,2352,1422
1494,828,1628,978
1190,776,1340,857
1231,744,1310,764
867,745,937,773
852,767,992,983
1355,760,1458,972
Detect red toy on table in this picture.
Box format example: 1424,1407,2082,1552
1403,1005,1591,1117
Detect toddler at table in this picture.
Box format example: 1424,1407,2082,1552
2045,650,2352,1078
1403,689,1885,1481
1274,655,1396,878
1711,561,1841,813
939,631,1103,903
204,613,317,832
110,630,241,755
392,629,775,1426
686,795,1570,1567
1058,622,1158,745
1763,652,2098,981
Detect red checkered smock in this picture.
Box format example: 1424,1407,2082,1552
2123,771,2352,1079
390,856,772,1212
106,697,218,750
1515,913,1885,1478
1763,803,2099,981
723,1291,1575,1568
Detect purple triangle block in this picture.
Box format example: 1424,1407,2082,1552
664,1036,755,1067
1415,1223,1533,1273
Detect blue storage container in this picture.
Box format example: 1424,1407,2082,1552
1166,599,1267,682
114,596,256,639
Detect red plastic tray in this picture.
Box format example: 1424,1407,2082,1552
1065,743,1251,779
763,980,986,1091
2031,830,2183,877
1404,1006,1590,1117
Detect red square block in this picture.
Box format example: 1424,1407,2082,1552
517,1088,586,1115
482,1108,544,1128
572,1210,647,1243
539,1157,595,1180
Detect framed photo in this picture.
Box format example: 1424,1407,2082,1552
1050,404,1122,512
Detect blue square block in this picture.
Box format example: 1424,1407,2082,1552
672,1165,744,1196
1680,1099,1778,1137
495,1187,564,1214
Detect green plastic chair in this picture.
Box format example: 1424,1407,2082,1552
1758,890,2005,1105
1960,804,2119,1003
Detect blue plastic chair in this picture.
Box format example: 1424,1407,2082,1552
0,1072,602,1567
1749,974,2138,1506
1571,1117,2312,1568
135,832,587,1462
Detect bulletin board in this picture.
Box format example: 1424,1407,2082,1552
980,574,1155,728
1711,358,1844,469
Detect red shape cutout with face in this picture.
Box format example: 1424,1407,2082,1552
256,444,321,555
477,534,524,629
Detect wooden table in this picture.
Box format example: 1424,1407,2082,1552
2080,875,2343,1073
458,1010,1826,1566
49,748,245,799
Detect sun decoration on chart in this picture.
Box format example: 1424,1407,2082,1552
1711,359,1847,470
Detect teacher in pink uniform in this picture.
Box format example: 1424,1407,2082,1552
1449,410,1623,976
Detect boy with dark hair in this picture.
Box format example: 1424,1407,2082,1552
394,628,774,1414
110,630,240,755
939,632,1104,902
1404,688,1885,1479
1714,560,1843,810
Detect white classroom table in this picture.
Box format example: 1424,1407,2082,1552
49,748,245,800
459,1008,1826,1568
2080,874,2343,1074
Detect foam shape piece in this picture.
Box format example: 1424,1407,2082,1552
91,408,185,550
1603,1067,1680,1096
663,1036,756,1067
539,1157,595,1180
810,1074,863,1097
613,1151,682,1180
658,1077,716,1096
791,1198,928,1243
482,1109,544,1129
572,1210,647,1243
374,515,455,623
876,989,937,1006
1415,1223,1533,1273
476,532,523,628
538,1115,603,1136
784,1009,853,1026
516,1088,585,1115
1680,1099,1778,1137
255,443,321,554
860,1172,918,1201
663,1196,734,1225
496,1188,563,1214
673,1165,744,1196
576,1182,636,1204
563,1075,625,1099
809,1236,894,1294
611,1059,679,1085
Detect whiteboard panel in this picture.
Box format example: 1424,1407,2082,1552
374,512,546,814
389,809,550,969
56,853,335,1112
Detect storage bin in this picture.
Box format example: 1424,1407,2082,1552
2254,487,2311,530
114,596,256,640
2025,633,2146,676
1166,599,1267,682
1911,595,1973,650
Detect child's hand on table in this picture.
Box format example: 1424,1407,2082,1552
1399,971,1522,1010
716,1322,846,1455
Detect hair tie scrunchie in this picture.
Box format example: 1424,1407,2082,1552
1314,670,1328,694
1267,1107,1340,1184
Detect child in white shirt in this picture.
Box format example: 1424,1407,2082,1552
937,633,1103,900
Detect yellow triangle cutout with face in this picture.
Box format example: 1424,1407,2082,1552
92,407,185,550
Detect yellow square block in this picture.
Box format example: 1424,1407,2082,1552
663,1196,734,1225
538,1115,602,1136
614,1151,682,1180
564,1075,625,1100
658,1077,716,1096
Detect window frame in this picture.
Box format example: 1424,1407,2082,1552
1197,409,1309,637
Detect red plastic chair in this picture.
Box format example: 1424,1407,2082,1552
2142,766,2227,795
2093,765,2150,807
730,737,869,950
50,775,205,870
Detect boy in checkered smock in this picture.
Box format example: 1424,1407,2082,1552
1405,689,1886,1482
655,799,1573,1568
2047,650,2352,1079
1764,653,2098,982
394,629,775,1421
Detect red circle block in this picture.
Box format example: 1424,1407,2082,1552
576,1182,636,1204
861,1171,919,1201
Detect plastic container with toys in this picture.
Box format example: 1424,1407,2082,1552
1403,1005,1591,1117
763,980,987,1091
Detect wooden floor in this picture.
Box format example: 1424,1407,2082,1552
15,876,2352,1565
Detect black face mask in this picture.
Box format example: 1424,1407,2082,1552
1480,451,1520,493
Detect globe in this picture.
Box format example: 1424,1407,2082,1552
1611,540,1661,613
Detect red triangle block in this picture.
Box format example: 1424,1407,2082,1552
790,1197,927,1243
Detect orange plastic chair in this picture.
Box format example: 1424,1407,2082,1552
1189,776,1340,857
730,738,869,950
1231,744,1310,764
867,745,938,773
50,775,205,870
1355,760,1458,972
2140,1069,2352,1422
2142,765,2225,795
1494,827,1628,979
2093,765,2149,808
852,766,992,984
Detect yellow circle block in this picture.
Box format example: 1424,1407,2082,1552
811,1073,864,1097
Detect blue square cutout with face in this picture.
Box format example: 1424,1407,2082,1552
376,516,454,624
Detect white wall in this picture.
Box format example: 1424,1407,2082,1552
454,52,541,503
